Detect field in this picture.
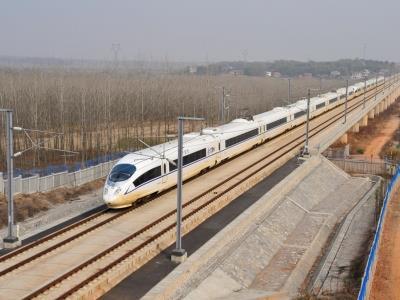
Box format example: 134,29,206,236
370,182,400,300
344,102,400,159
0,68,344,172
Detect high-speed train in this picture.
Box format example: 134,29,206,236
103,76,385,208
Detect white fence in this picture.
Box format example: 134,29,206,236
0,160,118,195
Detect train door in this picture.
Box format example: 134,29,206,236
215,139,222,164
161,162,168,184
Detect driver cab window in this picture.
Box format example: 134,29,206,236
133,166,161,187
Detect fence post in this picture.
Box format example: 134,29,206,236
0,172,3,194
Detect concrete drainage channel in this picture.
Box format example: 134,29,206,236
140,155,377,300
310,175,383,296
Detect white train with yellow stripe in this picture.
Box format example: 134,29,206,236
103,76,385,208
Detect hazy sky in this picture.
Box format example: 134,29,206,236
1,0,399,62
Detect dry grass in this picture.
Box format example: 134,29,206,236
0,178,104,227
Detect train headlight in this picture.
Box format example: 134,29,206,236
114,187,122,195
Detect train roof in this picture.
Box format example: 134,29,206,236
354,82,365,89
287,100,307,112
310,96,325,105
202,118,256,135
253,107,291,122
321,92,338,100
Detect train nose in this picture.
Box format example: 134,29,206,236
103,187,114,203
103,186,123,205
103,192,113,205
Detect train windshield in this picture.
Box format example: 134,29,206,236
108,164,136,182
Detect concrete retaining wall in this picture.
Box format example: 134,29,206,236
311,175,382,295
143,155,375,300
143,156,323,300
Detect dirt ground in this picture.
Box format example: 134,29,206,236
346,102,400,159
363,115,400,159
0,178,105,228
369,183,400,300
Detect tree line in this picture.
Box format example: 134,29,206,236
194,59,398,77
0,68,343,172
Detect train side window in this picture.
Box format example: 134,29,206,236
169,148,206,171
266,117,287,130
329,97,338,104
218,143,221,151
164,164,166,174
134,166,161,187
294,110,306,118
225,128,258,148
169,160,178,172
183,149,206,166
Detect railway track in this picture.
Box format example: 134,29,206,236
0,81,396,299
0,81,387,269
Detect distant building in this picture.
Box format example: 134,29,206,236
265,71,272,77
185,66,197,74
186,66,198,74
330,70,341,78
351,72,363,79
229,69,244,76
303,73,313,78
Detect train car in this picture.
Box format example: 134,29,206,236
353,82,365,96
253,107,291,140
104,76,392,208
367,79,375,88
287,102,307,127
348,85,358,98
104,133,218,208
204,118,262,161
336,87,346,99
311,96,328,115
322,92,340,108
